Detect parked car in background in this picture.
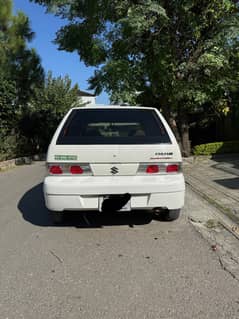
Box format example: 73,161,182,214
43,105,185,223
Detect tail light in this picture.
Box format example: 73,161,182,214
166,164,179,173
48,163,92,175
137,163,181,175
70,165,83,174
49,165,63,175
146,165,159,173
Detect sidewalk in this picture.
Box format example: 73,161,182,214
183,154,239,230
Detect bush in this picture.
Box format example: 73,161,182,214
193,141,239,155
0,135,18,161
0,134,33,161
18,109,61,154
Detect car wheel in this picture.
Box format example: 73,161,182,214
161,209,181,221
51,211,64,224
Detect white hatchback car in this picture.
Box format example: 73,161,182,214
43,105,185,223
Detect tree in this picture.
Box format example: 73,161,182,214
0,72,16,132
31,0,239,155
0,0,44,158
18,72,82,153
32,71,81,116
0,0,44,113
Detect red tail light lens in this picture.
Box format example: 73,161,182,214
137,163,181,175
70,165,83,174
49,165,63,174
48,163,91,175
146,165,159,174
166,164,179,173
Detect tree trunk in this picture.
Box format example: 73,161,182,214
160,103,191,156
161,104,183,151
168,117,182,149
178,112,191,157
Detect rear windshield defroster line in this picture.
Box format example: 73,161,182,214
56,109,172,145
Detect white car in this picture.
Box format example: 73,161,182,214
43,105,185,223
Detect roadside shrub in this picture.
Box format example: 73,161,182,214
0,133,33,161
193,141,239,155
0,134,18,161
18,109,61,154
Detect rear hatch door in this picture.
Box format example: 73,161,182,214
47,107,181,176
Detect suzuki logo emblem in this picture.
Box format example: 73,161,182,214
110,166,119,175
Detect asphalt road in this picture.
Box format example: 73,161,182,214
0,162,239,319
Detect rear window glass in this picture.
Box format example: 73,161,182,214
56,109,171,145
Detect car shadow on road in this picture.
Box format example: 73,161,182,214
18,183,159,227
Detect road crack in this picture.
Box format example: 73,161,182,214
218,256,239,282
49,250,63,264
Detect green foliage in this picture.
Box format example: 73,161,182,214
32,71,81,116
0,2,83,161
0,0,44,110
0,74,17,130
0,135,18,161
0,0,12,29
31,0,239,155
0,2,84,161
18,72,82,153
0,0,45,160
193,141,239,155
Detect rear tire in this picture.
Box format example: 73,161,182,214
161,209,181,221
50,211,64,224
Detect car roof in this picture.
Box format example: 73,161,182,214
71,105,158,111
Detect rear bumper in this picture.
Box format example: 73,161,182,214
43,174,185,211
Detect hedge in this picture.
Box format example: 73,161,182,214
193,141,239,155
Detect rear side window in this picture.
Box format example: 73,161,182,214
57,109,171,145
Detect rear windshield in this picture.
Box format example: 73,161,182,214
56,109,171,145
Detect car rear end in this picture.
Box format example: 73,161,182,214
43,106,185,219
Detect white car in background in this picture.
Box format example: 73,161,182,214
43,105,185,223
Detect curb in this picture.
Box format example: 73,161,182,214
183,153,239,165
0,154,46,172
185,178,239,240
